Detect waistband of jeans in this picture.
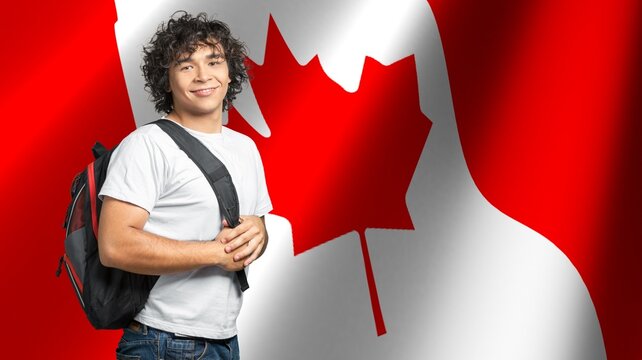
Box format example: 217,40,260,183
129,320,237,344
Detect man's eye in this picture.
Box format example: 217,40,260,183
181,65,193,71
209,60,223,66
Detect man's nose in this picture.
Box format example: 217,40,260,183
194,66,212,82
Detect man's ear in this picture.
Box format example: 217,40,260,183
166,72,173,92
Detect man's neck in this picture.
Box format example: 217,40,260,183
166,111,223,134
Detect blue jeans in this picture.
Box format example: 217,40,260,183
116,321,240,360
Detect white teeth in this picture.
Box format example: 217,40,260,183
193,88,215,95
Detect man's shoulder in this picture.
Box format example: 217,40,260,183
110,122,178,161
221,126,257,149
129,121,165,137
120,122,172,146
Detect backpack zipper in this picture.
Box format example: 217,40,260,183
64,182,86,237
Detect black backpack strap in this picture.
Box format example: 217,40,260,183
92,142,109,159
153,119,249,292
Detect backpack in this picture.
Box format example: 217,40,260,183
57,119,248,329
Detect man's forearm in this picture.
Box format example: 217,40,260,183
98,225,226,275
97,196,243,275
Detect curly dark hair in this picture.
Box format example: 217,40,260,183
142,11,249,113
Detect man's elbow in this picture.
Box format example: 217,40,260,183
97,234,122,268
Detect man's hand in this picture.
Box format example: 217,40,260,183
216,215,267,267
213,239,248,272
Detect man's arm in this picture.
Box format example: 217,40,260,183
98,196,245,275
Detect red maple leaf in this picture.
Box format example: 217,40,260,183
228,18,431,336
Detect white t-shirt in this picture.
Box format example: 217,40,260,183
99,120,272,339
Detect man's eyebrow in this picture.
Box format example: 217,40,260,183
174,52,223,66
174,55,193,65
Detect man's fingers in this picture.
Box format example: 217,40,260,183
222,220,253,243
225,231,252,253
225,227,259,253
233,235,265,262
232,237,259,261
220,226,240,244
243,246,262,267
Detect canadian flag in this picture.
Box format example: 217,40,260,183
0,1,638,359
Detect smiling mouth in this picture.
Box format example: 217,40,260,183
191,86,220,96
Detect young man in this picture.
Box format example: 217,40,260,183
98,12,271,360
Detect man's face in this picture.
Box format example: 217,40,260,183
168,42,231,118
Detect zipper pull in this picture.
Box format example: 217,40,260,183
56,256,64,277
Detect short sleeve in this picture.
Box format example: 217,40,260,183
99,132,166,213
252,142,273,217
